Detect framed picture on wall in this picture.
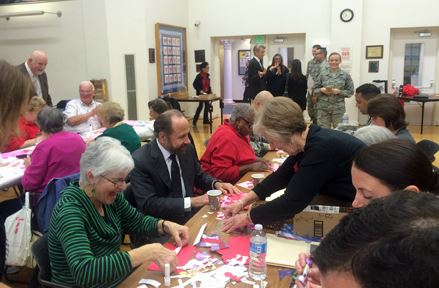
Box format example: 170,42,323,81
155,23,188,96
368,61,379,73
238,49,251,75
366,45,384,59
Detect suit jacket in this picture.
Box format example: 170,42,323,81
243,57,266,102
130,140,215,224
17,63,52,106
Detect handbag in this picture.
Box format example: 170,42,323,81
4,192,32,266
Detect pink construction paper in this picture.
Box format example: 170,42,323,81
148,243,197,272
217,235,250,265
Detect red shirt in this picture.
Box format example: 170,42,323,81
4,117,41,152
201,72,210,93
200,120,257,184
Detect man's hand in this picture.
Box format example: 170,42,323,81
215,182,241,194
191,194,209,208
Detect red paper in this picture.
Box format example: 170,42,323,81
148,243,197,272
217,235,250,264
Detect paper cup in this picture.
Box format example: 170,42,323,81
207,189,222,211
251,173,265,187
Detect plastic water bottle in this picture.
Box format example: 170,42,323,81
249,224,267,281
341,113,349,124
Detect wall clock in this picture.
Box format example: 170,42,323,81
340,8,354,22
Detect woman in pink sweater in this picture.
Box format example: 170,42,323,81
22,107,86,199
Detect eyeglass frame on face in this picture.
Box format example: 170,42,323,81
100,174,126,188
241,118,253,128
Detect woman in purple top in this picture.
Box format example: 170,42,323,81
22,107,86,200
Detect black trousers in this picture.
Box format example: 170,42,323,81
193,102,210,124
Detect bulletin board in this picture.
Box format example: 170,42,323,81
155,23,188,96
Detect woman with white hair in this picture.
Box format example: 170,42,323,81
200,103,269,184
48,137,189,287
353,125,396,146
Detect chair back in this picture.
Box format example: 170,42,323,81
55,100,70,111
36,173,80,233
417,139,439,162
161,95,182,111
32,234,71,288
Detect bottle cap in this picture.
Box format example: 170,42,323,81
255,224,263,230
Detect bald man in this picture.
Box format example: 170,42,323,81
251,90,274,112
18,50,52,106
63,81,101,134
250,90,273,157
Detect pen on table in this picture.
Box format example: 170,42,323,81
164,263,171,286
292,258,312,288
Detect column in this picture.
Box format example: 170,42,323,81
222,40,233,104
279,47,288,67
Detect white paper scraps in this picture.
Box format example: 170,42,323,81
193,223,207,245
174,246,182,255
138,278,161,287
207,211,214,214
202,214,208,218
272,157,287,164
237,181,254,189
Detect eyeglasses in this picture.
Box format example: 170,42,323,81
101,175,126,188
242,118,253,127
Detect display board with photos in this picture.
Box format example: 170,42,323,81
155,23,188,96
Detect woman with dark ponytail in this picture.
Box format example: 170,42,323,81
352,139,439,208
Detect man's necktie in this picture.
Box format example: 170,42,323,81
170,154,183,197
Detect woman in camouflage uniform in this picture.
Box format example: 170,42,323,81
313,52,354,128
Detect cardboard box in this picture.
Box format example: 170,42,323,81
293,206,350,238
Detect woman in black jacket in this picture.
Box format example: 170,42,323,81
266,53,289,96
192,62,212,127
287,59,307,110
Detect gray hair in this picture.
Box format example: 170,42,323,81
354,125,396,146
36,107,64,134
79,137,134,186
229,103,255,124
253,44,266,54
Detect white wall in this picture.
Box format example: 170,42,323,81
3,0,439,123
0,1,89,104
187,0,332,103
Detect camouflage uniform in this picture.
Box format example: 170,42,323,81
314,68,354,128
250,133,270,157
306,59,328,124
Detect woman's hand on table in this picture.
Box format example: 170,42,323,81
214,182,241,194
151,243,178,273
223,201,244,218
164,221,189,247
222,213,251,233
294,252,322,288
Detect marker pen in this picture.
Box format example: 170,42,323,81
292,258,312,288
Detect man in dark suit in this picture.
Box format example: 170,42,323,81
130,110,239,227
17,50,52,106
243,44,267,102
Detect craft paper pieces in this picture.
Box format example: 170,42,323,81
148,243,196,272
217,235,250,265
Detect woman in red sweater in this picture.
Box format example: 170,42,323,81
4,96,46,152
200,103,269,184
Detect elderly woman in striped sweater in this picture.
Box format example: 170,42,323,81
48,137,189,287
